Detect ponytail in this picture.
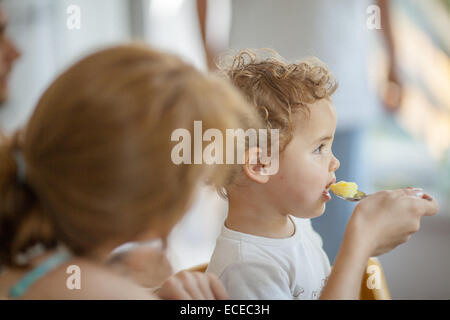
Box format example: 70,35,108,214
0,130,56,268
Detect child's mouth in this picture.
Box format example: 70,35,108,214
322,190,331,201
322,178,336,201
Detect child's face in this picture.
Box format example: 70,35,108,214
265,98,340,218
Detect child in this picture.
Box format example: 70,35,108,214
0,44,260,299
206,49,438,299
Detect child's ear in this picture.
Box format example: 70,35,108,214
243,147,270,184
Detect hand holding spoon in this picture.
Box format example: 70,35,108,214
330,181,432,202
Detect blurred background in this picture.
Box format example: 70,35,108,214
0,0,448,299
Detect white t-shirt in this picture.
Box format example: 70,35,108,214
207,216,331,300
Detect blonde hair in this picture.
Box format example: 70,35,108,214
0,44,261,267
219,48,338,152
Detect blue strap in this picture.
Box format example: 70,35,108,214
9,250,72,299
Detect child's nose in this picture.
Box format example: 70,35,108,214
330,155,340,172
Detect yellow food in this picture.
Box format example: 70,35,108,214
330,181,358,198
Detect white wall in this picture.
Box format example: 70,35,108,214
0,0,131,133
143,0,207,71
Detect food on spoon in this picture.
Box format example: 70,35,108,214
330,181,358,198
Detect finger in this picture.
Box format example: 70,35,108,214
158,279,192,300
402,188,436,204
398,188,433,202
421,193,433,201
177,272,205,300
421,196,439,216
169,287,192,300
207,273,229,300
400,187,424,197
403,195,439,217
193,273,216,300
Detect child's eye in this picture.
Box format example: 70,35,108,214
313,144,325,154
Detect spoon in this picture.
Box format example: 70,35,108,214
333,190,367,202
333,188,432,202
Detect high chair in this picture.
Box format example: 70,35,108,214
186,257,391,300
359,257,391,300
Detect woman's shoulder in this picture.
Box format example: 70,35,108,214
62,258,156,299
2,257,157,300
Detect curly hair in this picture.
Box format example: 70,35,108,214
218,48,338,151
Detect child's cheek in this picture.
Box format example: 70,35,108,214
272,172,303,200
302,167,326,196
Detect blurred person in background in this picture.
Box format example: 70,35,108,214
0,4,20,106
199,0,402,264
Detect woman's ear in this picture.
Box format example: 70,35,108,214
243,147,270,184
